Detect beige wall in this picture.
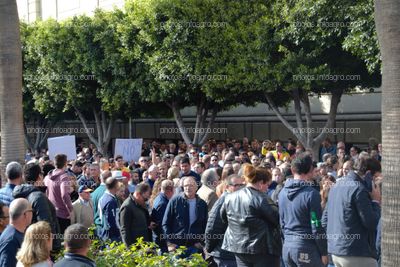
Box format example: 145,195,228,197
17,0,125,22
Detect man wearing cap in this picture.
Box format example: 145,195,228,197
71,185,94,228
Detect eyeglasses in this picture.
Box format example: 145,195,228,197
230,184,244,188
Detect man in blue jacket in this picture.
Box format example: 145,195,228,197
279,153,328,267
162,176,207,257
98,177,121,242
323,157,381,267
150,180,174,252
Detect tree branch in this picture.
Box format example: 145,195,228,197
73,105,99,146
193,96,206,145
301,90,313,145
292,88,304,129
93,108,103,146
199,105,218,145
265,92,306,144
170,101,192,145
314,89,344,144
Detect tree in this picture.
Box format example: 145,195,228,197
21,22,64,154
23,11,144,155
374,0,400,265
122,0,251,146
207,0,380,160
0,0,25,184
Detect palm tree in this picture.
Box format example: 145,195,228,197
0,0,25,185
374,0,400,266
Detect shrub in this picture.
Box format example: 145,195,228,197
56,227,207,267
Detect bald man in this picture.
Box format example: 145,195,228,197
0,198,33,267
162,176,207,258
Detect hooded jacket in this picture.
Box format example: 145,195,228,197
278,178,327,256
44,169,73,219
322,171,380,259
13,184,62,252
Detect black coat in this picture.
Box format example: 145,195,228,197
221,186,281,256
13,184,62,253
119,193,152,247
205,192,235,260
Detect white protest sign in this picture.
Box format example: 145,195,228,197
47,135,77,161
114,138,143,163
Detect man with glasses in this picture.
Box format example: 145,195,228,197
0,203,9,236
0,198,33,267
210,155,219,168
205,174,244,267
189,148,199,159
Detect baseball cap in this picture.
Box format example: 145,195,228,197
111,170,125,180
78,185,93,193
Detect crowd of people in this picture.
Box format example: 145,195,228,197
0,136,383,267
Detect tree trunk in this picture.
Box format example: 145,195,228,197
374,0,400,266
169,101,218,147
24,118,55,154
74,106,114,156
265,89,343,162
0,0,25,185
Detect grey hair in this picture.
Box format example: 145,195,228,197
9,198,29,221
6,161,22,180
160,179,174,192
100,170,112,183
201,168,219,187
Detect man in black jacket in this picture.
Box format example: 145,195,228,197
279,153,328,267
13,163,62,256
119,183,153,247
205,174,245,267
54,224,96,267
322,157,381,267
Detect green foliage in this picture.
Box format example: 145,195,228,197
342,0,380,73
121,0,251,111
271,0,380,93
57,229,207,267
89,238,207,267
21,0,381,133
